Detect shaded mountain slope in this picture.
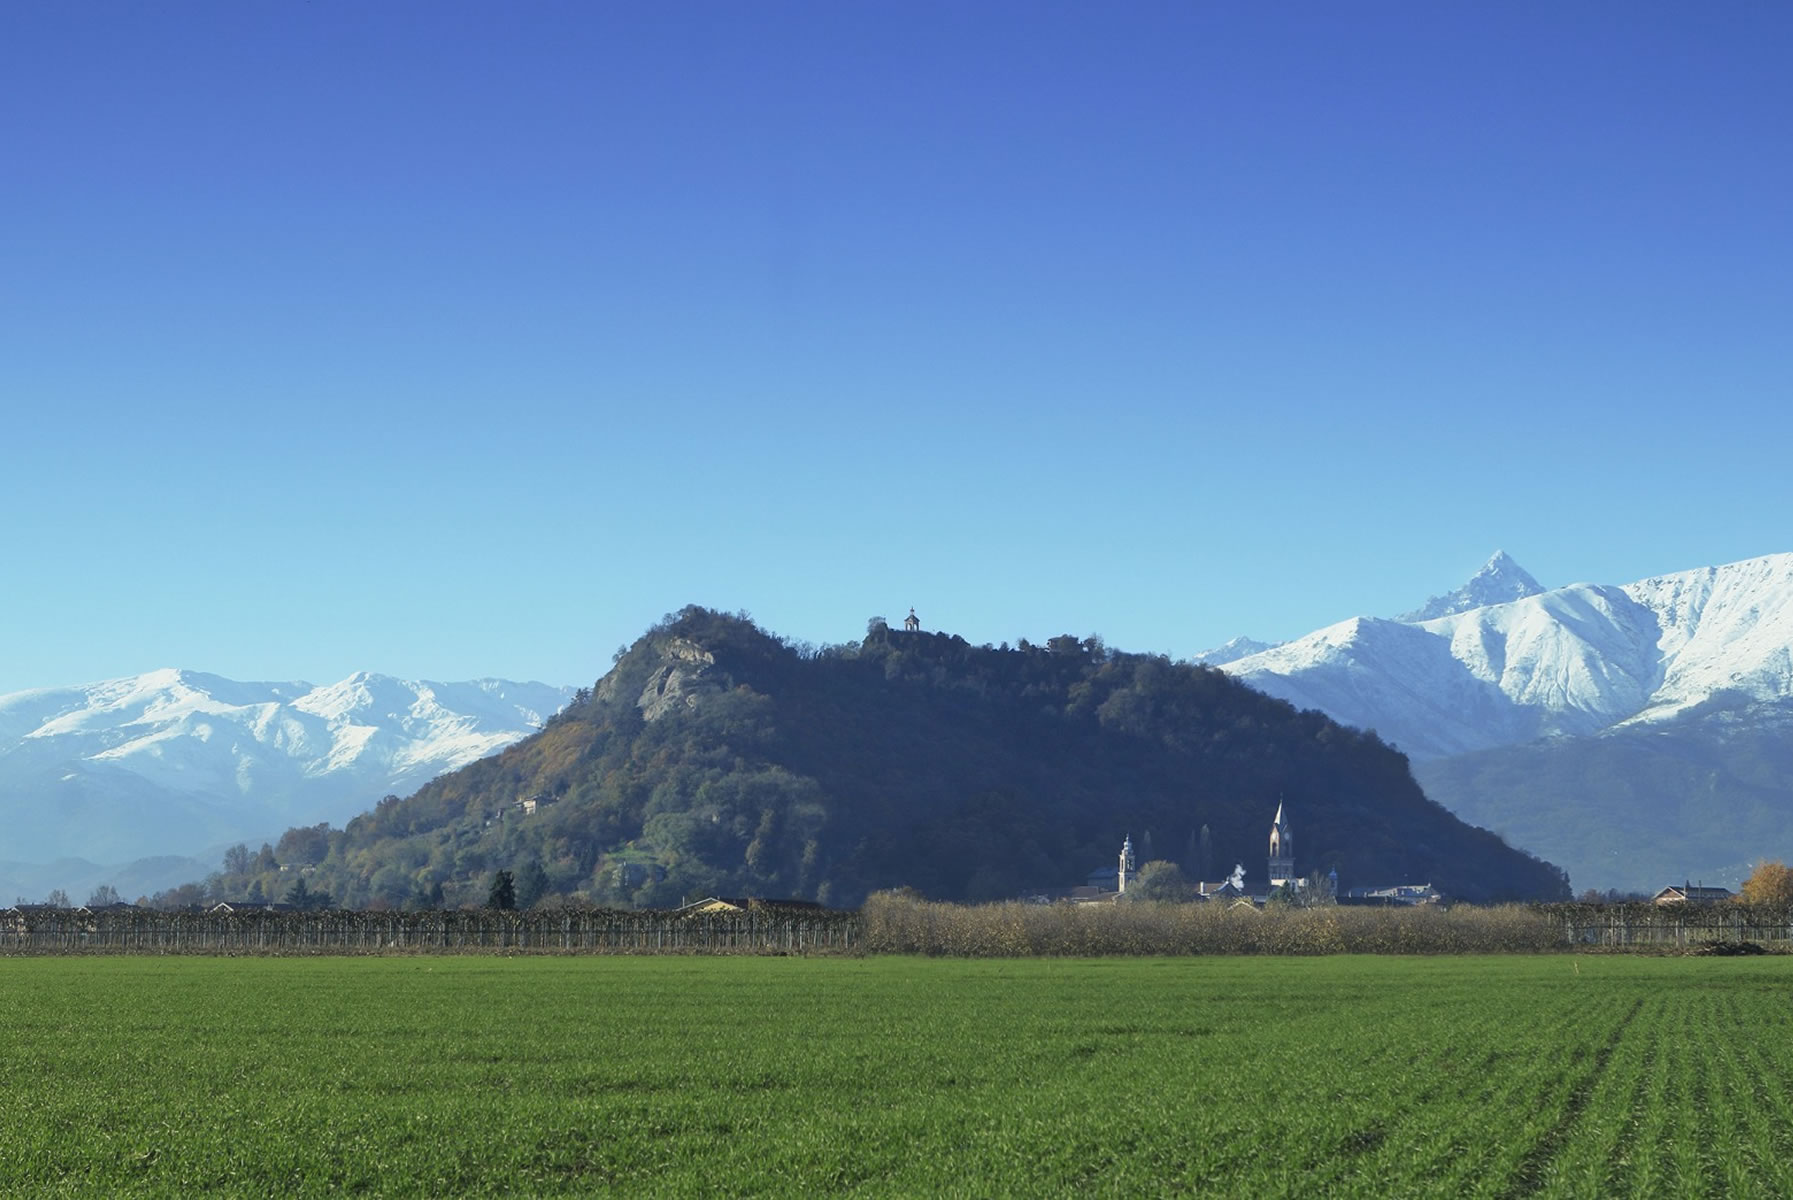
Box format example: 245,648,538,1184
1415,700,1793,892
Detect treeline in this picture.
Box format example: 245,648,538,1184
861,893,1793,955
861,892,1567,955
136,824,341,910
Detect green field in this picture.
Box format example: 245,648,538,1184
3,955,1791,1197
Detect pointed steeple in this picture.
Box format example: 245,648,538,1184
1268,800,1295,889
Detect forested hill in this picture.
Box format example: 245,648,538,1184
296,608,1570,909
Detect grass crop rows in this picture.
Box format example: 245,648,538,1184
1,955,1789,1196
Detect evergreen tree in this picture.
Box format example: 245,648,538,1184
516,862,550,909
487,870,517,911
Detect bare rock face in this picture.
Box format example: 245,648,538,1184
635,638,728,721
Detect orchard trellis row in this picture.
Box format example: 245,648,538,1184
8,901,1793,956
0,907,860,955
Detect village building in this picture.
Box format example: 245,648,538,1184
1342,884,1441,906
674,896,826,914
1195,872,1247,901
1652,883,1734,907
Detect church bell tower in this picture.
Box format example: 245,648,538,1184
1267,801,1295,889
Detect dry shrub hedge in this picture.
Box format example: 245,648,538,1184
860,892,1562,956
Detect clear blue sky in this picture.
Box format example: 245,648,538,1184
4,2,1790,692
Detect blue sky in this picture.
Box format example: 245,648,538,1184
4,3,1790,693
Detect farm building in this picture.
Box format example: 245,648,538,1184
1651,884,1734,907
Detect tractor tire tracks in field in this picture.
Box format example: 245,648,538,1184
1502,996,1645,1199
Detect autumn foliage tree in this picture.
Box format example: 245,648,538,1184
1739,860,1793,906
1124,860,1193,903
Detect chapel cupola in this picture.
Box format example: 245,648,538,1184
903,608,920,632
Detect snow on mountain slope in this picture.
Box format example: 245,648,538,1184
0,670,574,862
1223,553,1793,760
1622,555,1793,720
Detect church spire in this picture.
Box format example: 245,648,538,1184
1268,799,1295,889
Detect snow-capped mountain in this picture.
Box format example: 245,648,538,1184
1223,553,1793,760
1192,552,1544,667
1219,553,1793,892
0,669,574,866
1395,550,1545,622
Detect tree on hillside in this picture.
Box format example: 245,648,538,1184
1740,860,1793,906
515,862,550,910
487,870,517,911
223,844,252,875
282,876,333,911
277,823,334,865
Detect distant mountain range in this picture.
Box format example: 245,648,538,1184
1213,552,1793,892
16,550,1784,903
0,670,571,900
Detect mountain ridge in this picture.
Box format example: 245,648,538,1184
0,670,574,873
1222,552,1793,760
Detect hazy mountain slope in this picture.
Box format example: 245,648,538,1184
0,854,213,909
1414,702,1793,892
0,670,573,863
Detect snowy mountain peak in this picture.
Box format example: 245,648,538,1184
1397,551,1545,623
1192,635,1281,666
